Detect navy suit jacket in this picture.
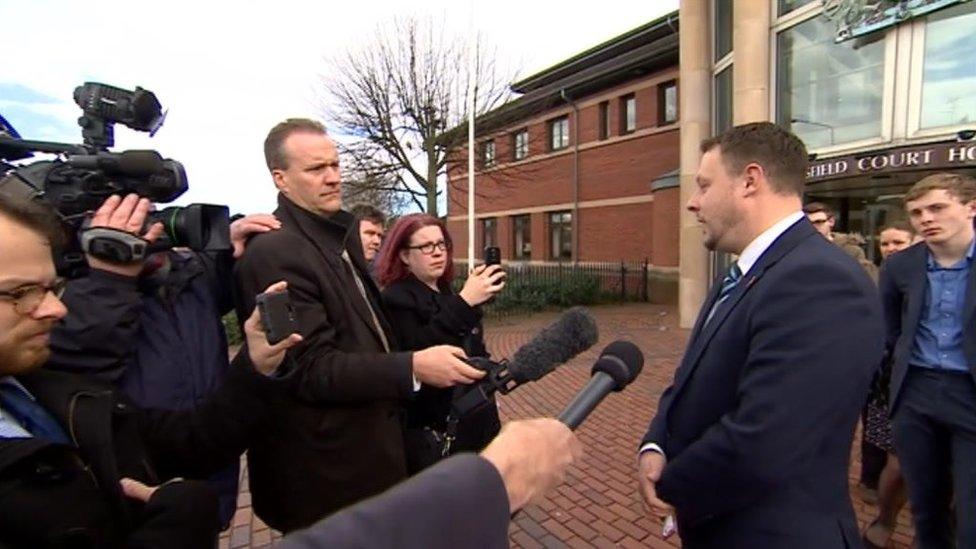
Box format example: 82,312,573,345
279,454,510,549
879,242,976,412
642,219,883,549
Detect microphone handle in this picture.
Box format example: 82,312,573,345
557,372,617,430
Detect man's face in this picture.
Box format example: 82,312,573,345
878,228,913,259
0,216,68,376
273,132,342,216
688,148,745,253
806,211,834,238
906,189,976,248
360,220,385,262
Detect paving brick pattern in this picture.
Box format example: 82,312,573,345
220,303,914,548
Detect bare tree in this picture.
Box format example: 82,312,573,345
320,16,516,216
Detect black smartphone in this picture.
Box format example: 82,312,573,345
484,246,501,266
255,290,299,345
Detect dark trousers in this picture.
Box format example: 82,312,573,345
892,368,976,549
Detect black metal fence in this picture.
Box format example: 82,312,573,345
454,260,649,318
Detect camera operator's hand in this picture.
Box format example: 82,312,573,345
245,281,304,376
412,345,485,388
459,264,506,307
481,418,583,512
230,213,281,259
87,194,164,277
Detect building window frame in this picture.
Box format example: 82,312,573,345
658,80,679,125
712,0,735,136
769,2,897,155
512,214,531,260
598,101,610,140
548,211,572,261
512,129,529,160
549,116,570,151
482,217,497,249
482,139,496,168
620,94,637,134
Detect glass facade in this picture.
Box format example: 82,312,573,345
776,14,885,149
919,1,976,130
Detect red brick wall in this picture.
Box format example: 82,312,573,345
578,202,655,262
651,187,680,267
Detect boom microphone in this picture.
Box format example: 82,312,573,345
558,340,644,429
452,307,599,415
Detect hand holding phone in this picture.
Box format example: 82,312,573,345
255,289,299,345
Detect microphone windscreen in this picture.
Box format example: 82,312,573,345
509,306,599,383
114,150,164,175
594,340,644,388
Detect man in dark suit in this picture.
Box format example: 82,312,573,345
233,118,486,532
636,122,883,548
880,173,976,549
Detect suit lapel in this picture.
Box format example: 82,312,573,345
905,246,929,331
964,250,976,324
671,219,814,396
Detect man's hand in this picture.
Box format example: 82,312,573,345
230,213,280,259
245,281,303,376
637,450,673,518
481,418,583,512
412,345,484,388
87,194,165,277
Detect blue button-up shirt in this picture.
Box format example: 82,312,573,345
910,239,975,372
0,377,35,439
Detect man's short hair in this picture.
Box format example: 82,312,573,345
0,174,65,247
263,118,328,173
904,172,976,205
700,122,809,196
349,204,387,227
802,201,835,219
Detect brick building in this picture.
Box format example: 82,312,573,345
445,12,681,301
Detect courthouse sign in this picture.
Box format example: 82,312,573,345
807,141,976,182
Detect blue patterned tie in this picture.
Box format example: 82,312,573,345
0,381,71,444
704,263,743,326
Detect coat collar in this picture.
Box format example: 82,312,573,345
274,193,358,256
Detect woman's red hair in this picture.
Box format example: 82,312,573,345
375,213,456,288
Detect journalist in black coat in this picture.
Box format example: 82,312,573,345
638,123,883,548
233,121,482,532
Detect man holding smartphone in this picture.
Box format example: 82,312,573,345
233,118,486,533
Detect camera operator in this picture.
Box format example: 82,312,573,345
375,214,505,473
44,193,279,528
0,183,300,548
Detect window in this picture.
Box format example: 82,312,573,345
512,215,531,260
917,1,976,130
549,211,572,260
549,116,569,150
482,218,497,249
776,13,886,149
659,81,678,124
513,129,529,160
598,101,610,139
777,0,815,17
714,67,733,135
482,140,496,168
714,0,733,62
620,94,636,133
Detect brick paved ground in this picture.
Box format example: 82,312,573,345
220,303,915,548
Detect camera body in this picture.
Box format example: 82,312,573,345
0,83,230,276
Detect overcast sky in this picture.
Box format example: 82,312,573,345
1,0,678,215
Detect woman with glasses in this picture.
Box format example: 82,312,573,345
375,214,505,474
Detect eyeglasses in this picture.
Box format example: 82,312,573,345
0,278,67,315
407,240,449,255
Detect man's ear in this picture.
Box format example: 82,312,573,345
272,170,288,194
741,163,766,197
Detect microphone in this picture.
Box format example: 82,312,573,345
452,307,599,415
558,340,644,430
66,150,164,176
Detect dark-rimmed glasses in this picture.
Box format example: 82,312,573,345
407,240,448,255
0,278,67,315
